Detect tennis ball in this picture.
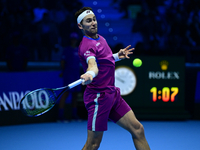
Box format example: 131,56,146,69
133,58,142,67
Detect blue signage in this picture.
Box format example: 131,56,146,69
0,71,63,111
195,72,200,103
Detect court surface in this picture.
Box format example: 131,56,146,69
0,120,200,150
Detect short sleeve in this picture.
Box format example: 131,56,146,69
80,47,97,63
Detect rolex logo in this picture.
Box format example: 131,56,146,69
160,60,169,71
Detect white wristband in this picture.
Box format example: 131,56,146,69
113,53,121,62
86,71,96,78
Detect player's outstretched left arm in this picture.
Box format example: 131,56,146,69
118,45,134,59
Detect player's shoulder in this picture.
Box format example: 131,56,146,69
98,34,106,41
79,37,96,50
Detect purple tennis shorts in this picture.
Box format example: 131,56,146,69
84,87,131,131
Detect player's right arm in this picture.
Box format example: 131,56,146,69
81,58,98,85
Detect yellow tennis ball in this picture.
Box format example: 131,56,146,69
133,58,142,67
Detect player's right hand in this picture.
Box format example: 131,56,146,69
80,73,93,85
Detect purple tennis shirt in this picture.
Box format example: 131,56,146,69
78,34,116,93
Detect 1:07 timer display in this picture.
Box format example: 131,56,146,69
150,87,179,102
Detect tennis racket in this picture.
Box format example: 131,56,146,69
20,79,84,117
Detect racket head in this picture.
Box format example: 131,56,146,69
20,88,58,117
20,79,83,117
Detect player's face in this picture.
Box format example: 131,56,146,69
80,14,98,38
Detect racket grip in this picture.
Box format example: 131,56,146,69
68,79,84,89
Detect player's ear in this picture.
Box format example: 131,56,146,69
78,23,83,29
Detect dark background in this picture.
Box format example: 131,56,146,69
0,0,200,126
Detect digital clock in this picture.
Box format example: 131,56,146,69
150,87,179,102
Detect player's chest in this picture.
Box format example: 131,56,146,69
96,45,114,65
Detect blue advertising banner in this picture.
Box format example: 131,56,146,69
0,71,63,125
195,71,200,103
0,71,63,111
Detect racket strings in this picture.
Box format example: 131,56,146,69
21,89,58,116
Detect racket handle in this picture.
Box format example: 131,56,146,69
68,79,84,89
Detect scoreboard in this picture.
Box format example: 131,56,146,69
115,56,187,118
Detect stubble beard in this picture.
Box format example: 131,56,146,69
86,27,98,38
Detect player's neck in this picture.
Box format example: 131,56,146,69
85,34,98,39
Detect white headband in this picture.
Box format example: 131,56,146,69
77,10,94,24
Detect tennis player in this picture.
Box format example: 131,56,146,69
75,7,150,150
